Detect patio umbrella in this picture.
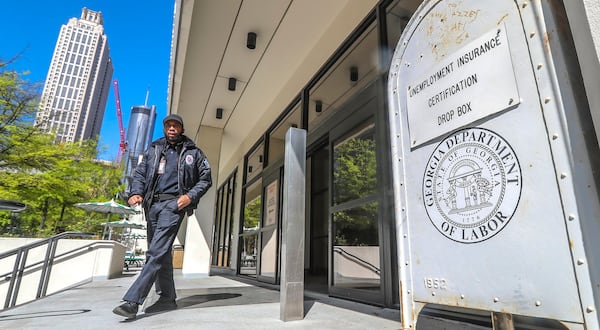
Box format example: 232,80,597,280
74,199,139,218
100,219,145,240
75,199,141,239
0,199,26,212
100,219,145,229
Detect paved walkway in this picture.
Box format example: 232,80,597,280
0,270,404,329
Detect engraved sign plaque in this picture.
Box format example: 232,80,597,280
423,127,522,243
406,25,520,147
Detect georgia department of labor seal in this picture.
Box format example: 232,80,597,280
423,127,522,243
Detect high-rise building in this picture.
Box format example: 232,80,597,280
35,7,113,143
122,104,156,197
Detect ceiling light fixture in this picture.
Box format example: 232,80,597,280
228,77,237,91
350,66,359,82
247,32,257,49
216,107,223,119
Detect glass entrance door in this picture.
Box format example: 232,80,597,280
258,174,280,282
330,118,381,300
323,86,385,304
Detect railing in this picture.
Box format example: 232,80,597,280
333,246,381,275
0,231,94,309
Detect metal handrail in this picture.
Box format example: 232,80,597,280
0,231,94,309
333,246,381,275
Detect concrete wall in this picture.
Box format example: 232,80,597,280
181,125,223,277
0,238,125,309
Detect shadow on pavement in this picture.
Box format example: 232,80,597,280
178,293,241,308
0,309,91,321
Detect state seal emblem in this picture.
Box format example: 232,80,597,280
423,127,522,243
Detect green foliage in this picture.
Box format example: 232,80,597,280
332,129,379,246
0,57,124,237
333,202,378,246
333,137,377,204
0,60,43,170
243,196,261,230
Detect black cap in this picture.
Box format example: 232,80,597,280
163,114,184,128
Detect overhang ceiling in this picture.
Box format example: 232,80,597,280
169,0,378,172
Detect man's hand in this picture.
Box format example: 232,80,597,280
128,195,143,206
177,194,191,210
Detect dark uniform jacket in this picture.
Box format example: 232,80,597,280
129,136,212,215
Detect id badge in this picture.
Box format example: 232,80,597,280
158,157,166,174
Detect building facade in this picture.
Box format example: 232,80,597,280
167,0,600,327
35,7,113,143
122,104,157,197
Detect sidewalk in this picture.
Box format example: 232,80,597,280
0,269,403,329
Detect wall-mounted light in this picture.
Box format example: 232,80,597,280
228,77,237,91
248,165,253,173
258,155,263,163
247,32,257,49
315,100,323,113
350,66,359,82
216,107,223,119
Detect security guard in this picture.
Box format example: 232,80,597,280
113,114,212,319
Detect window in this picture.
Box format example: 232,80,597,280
308,22,379,132
331,119,381,292
212,169,237,268
259,177,280,279
268,103,301,165
333,122,377,205
239,178,261,277
246,143,264,182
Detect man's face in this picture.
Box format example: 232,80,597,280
164,120,183,143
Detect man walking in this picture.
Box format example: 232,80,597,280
113,114,212,319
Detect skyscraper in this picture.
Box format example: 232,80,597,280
35,7,113,143
123,104,156,195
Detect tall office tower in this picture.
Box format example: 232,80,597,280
35,8,113,143
122,105,156,196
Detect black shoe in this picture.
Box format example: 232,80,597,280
144,298,177,314
113,301,138,319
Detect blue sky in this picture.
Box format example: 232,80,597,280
1,0,174,161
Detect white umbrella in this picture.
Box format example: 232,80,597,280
75,199,141,239
74,199,139,217
99,219,145,240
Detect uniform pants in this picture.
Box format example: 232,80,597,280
123,199,185,304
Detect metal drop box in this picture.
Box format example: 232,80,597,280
387,1,600,329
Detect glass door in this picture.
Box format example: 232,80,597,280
257,166,282,283
239,178,261,277
329,108,382,304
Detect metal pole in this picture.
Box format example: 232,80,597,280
280,127,306,321
5,251,22,309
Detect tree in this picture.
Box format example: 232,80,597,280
0,57,46,170
0,57,124,237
